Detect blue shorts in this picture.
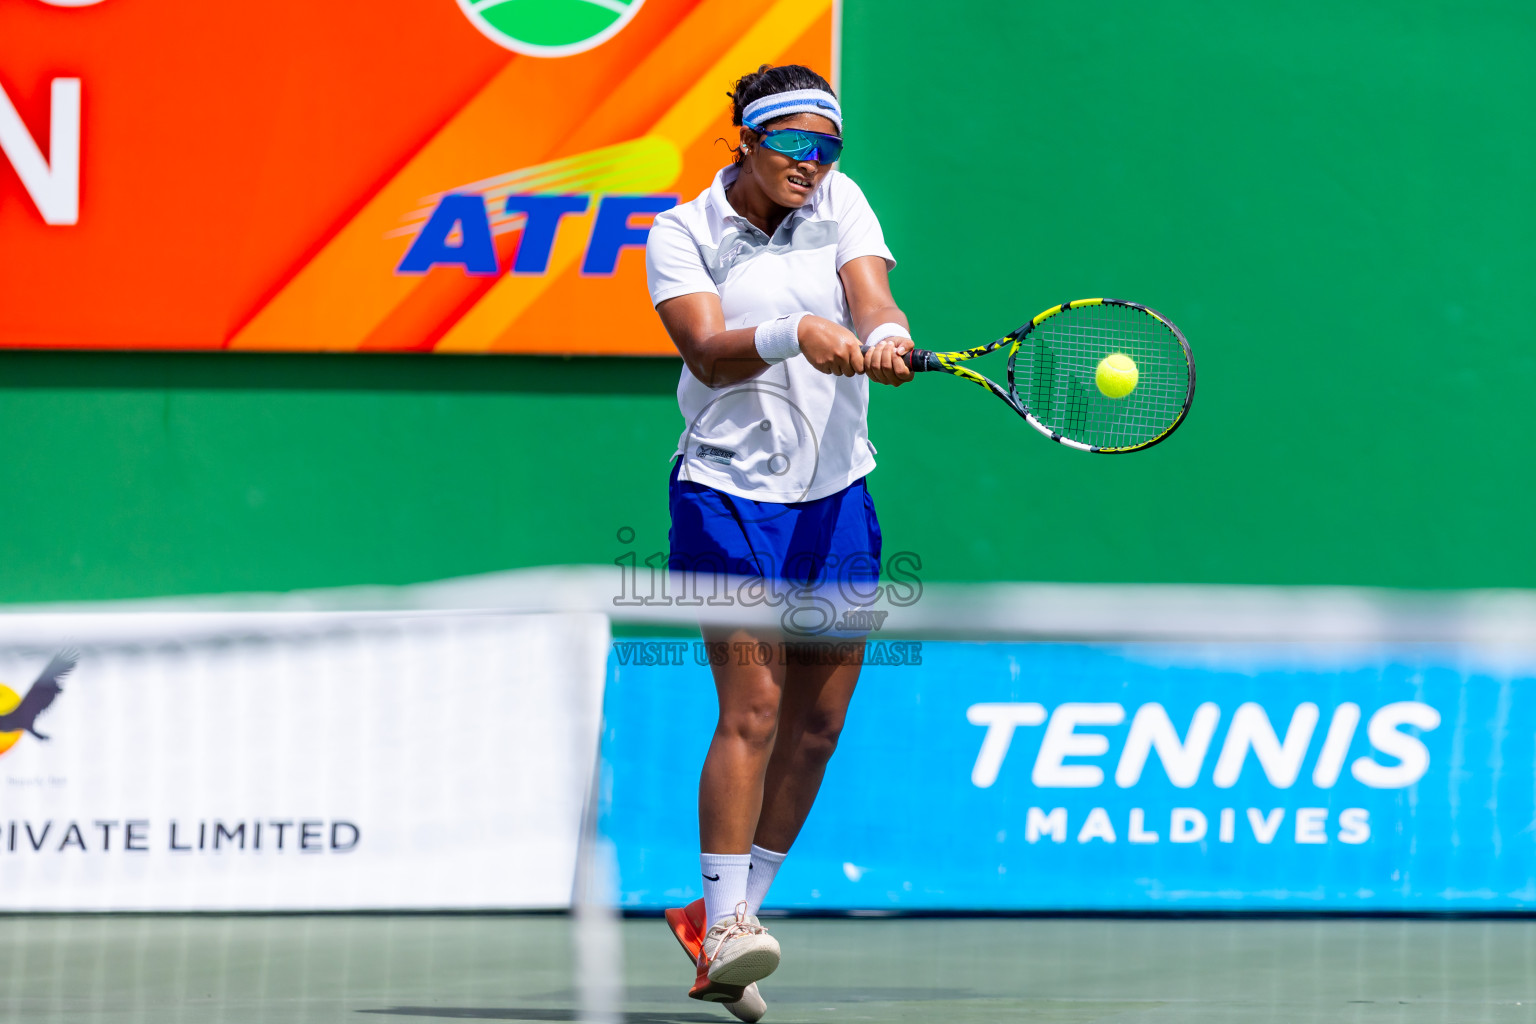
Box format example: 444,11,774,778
668,460,883,622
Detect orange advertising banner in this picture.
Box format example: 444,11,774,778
0,0,834,353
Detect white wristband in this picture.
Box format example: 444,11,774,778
862,321,911,350
754,312,809,364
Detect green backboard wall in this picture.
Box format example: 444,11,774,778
0,1,1530,602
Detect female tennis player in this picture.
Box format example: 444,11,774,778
644,64,913,1020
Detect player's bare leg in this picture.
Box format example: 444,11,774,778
698,625,787,853
752,640,864,854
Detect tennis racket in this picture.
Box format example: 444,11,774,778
902,298,1195,453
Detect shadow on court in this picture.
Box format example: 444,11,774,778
360,1010,722,1023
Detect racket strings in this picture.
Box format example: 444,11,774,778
1009,303,1189,449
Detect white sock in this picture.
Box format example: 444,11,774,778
744,844,788,917
700,853,752,927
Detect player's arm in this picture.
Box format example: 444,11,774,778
656,292,866,387
839,255,913,387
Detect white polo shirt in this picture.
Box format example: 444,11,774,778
646,164,896,503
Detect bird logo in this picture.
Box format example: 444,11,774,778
0,651,78,758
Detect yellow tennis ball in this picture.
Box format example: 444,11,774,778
1095,352,1139,399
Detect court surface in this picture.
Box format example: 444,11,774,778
5,914,1534,1023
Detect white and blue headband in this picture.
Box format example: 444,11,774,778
742,88,842,133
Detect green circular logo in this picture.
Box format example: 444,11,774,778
456,0,646,57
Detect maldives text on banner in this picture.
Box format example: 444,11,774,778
0,612,609,911
0,0,831,353
601,641,1536,910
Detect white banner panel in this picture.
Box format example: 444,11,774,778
0,611,609,910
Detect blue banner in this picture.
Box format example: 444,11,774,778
599,641,1536,910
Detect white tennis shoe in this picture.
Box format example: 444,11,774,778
724,982,767,1022
672,899,768,1020
699,903,781,988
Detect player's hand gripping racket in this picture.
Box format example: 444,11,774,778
903,298,1195,453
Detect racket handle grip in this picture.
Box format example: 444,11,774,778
904,348,941,373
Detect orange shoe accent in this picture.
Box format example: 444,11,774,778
664,898,706,962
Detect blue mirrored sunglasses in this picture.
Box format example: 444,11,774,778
744,121,844,164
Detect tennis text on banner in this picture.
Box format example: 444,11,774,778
967,700,1440,790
